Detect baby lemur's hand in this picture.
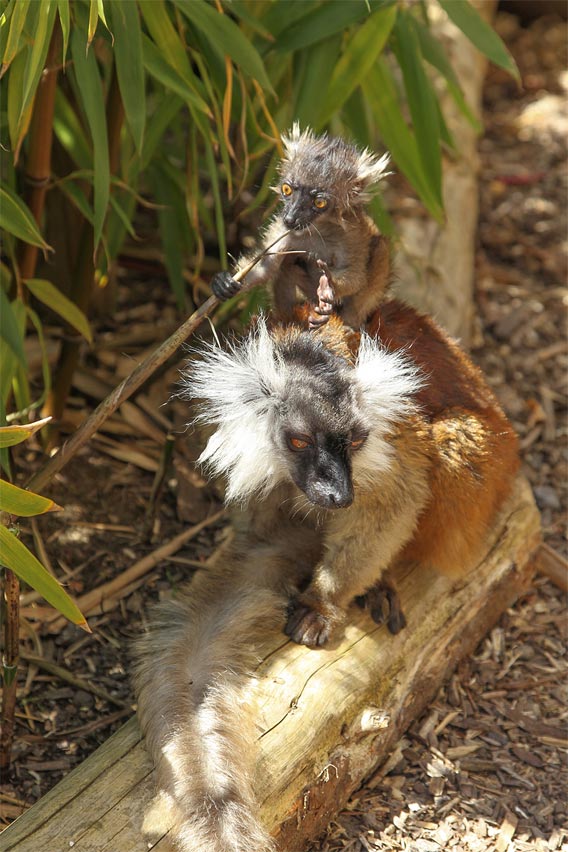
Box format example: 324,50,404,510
211,270,242,301
308,259,336,330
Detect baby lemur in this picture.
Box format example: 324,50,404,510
211,124,391,328
134,307,519,851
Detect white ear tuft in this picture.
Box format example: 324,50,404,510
352,333,423,486
355,332,423,422
356,150,392,188
179,317,288,503
281,123,314,160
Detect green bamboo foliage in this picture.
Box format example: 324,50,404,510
0,0,518,431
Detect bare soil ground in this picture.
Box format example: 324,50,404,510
1,9,566,851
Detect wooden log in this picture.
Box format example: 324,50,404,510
1,475,540,852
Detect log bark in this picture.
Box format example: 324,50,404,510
1,475,540,852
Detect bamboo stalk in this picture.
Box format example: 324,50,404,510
18,21,61,285
1,569,20,770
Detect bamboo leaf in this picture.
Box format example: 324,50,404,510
53,87,92,168
24,278,93,342
0,480,62,516
109,0,145,153
0,185,53,251
1,0,30,76
174,0,273,94
293,34,342,130
142,35,211,117
150,165,187,309
412,15,481,131
363,60,444,221
0,300,26,410
0,525,88,627
88,0,99,47
57,0,70,63
25,305,51,408
0,288,26,366
318,4,397,129
0,417,52,448
71,26,109,252
392,11,442,212
438,0,519,81
226,1,274,41
274,0,383,53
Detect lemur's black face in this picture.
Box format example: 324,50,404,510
280,181,333,230
275,337,369,509
284,428,367,509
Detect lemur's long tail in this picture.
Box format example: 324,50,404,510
133,554,286,852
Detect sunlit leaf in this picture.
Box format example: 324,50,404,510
0,525,88,627
438,0,519,81
0,186,52,251
318,4,397,129
57,0,70,64
392,11,442,212
0,479,62,516
363,60,444,221
0,417,52,448
24,278,93,342
412,15,481,132
110,0,145,153
7,46,33,157
71,26,109,252
1,0,30,76
88,0,98,47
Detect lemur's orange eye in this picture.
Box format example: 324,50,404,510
314,196,328,210
289,435,311,451
281,183,293,197
350,438,365,450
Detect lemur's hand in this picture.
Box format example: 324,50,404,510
308,259,336,330
211,270,242,301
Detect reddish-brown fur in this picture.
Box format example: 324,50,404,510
368,300,520,577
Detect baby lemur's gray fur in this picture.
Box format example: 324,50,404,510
211,124,391,327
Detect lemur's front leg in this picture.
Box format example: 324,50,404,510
285,493,425,647
308,259,336,330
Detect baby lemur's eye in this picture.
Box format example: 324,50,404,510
281,183,293,197
288,434,312,451
313,196,328,210
350,437,366,450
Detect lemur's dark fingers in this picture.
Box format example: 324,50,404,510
357,581,407,636
211,270,241,301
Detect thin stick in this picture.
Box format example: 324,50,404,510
26,232,291,495
19,652,131,710
45,508,225,633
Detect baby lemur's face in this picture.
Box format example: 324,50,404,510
279,180,333,231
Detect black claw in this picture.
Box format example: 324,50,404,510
211,270,241,301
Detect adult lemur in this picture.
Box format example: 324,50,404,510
134,306,519,851
211,124,391,328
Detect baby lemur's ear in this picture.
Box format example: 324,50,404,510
281,122,315,162
354,150,392,195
